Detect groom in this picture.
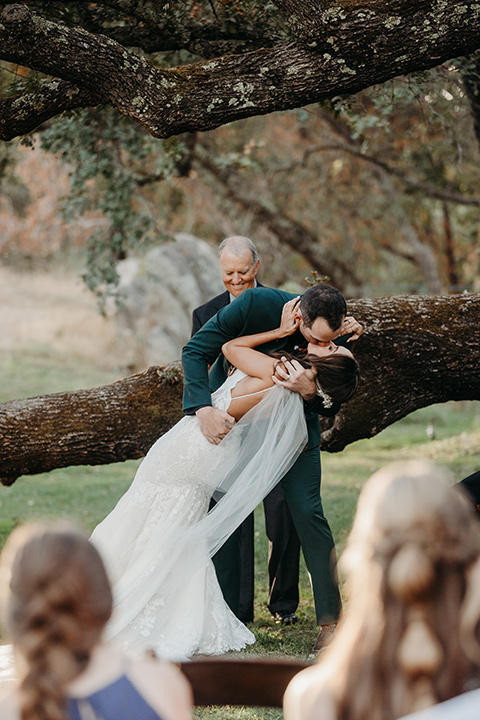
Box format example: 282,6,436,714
182,284,361,650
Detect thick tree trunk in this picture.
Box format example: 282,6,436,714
1,294,479,486
1,2,480,140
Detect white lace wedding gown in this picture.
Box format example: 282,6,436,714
0,370,307,688
92,370,307,660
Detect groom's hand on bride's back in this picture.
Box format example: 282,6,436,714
196,406,236,445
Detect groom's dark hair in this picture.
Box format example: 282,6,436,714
300,285,347,331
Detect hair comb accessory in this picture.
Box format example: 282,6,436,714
315,381,332,408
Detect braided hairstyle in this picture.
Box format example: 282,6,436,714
321,461,480,720
270,350,360,405
0,522,113,720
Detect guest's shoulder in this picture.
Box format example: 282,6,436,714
128,657,192,720
0,692,19,720
283,665,337,720
396,687,480,720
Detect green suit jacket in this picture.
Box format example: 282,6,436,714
182,288,341,448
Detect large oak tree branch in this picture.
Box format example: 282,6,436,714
0,365,184,486
1,294,479,486
2,2,480,140
0,80,100,141
35,0,280,55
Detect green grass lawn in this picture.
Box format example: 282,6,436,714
1,347,479,718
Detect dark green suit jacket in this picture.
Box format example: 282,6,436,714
182,287,340,448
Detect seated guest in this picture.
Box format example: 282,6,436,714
284,460,480,720
0,522,192,720
393,685,480,720
394,551,480,720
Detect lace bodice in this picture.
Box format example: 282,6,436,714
211,369,247,412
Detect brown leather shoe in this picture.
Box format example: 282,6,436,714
313,622,337,655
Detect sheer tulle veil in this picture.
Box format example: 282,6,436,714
105,383,308,643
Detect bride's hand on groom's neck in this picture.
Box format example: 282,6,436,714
279,297,301,337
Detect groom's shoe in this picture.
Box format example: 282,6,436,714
274,611,298,625
312,622,337,655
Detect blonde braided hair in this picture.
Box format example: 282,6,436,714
0,522,112,720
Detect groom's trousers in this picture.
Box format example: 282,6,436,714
213,444,341,626
280,445,341,625
212,483,301,622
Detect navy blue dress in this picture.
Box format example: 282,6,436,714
68,675,165,720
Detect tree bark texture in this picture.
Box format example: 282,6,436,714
1,294,479,486
322,292,480,450
0,364,184,486
1,1,480,140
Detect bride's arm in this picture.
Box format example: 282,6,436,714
222,297,300,380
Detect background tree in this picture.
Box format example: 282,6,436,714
1,1,480,138
2,67,479,301
190,68,480,297
1,2,480,298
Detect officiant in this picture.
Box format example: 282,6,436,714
191,235,301,626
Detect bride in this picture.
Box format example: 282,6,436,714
88,297,359,661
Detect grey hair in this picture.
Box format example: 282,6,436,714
218,236,259,265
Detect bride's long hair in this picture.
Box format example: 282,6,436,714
271,350,360,404
0,522,113,720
